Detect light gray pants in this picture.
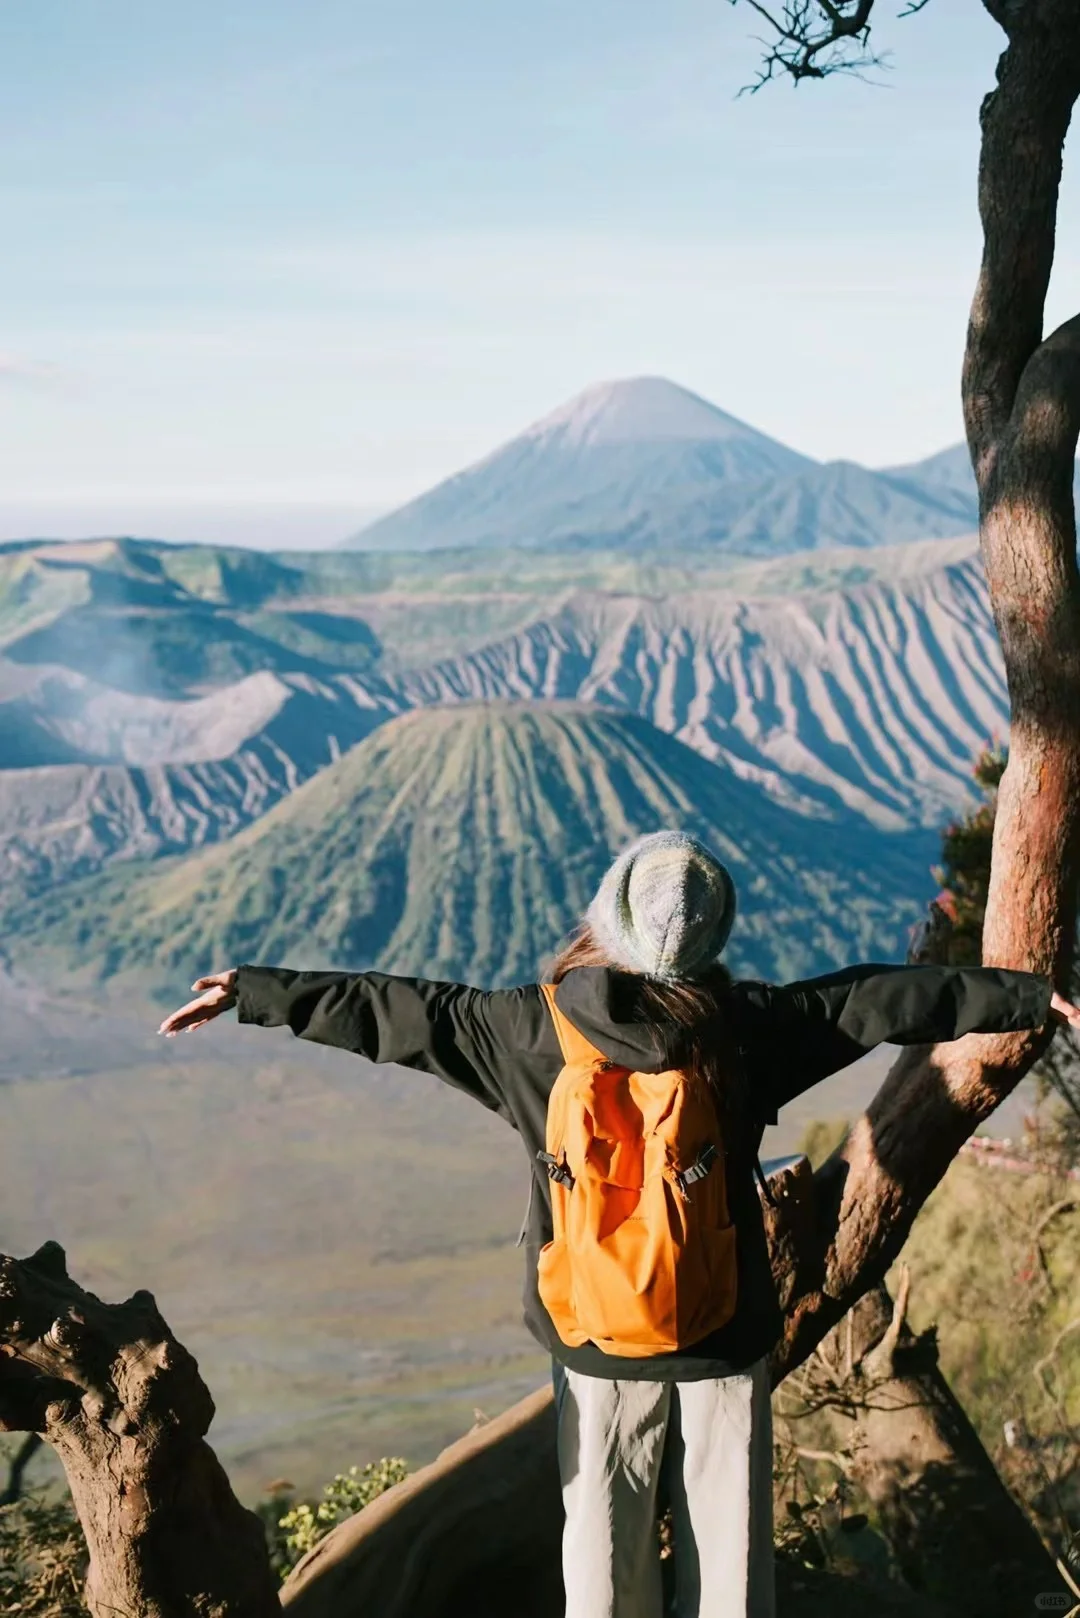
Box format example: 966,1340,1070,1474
554,1360,775,1618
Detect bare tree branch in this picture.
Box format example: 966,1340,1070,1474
1033,1316,1080,1419
863,1262,911,1380
793,1444,852,1470
729,0,933,88
0,1431,43,1506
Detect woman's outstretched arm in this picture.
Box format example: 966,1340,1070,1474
735,963,1079,1118
158,964,554,1123
779,962,1059,1050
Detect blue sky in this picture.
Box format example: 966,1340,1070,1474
2,0,1078,548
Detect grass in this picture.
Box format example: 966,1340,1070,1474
799,1112,1080,1478
798,1112,1080,1561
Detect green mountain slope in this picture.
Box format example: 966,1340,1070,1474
8,702,931,991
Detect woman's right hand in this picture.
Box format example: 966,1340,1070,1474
1050,990,1080,1032
158,970,238,1037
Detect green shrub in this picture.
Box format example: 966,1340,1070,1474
274,1457,410,1575
0,1494,87,1617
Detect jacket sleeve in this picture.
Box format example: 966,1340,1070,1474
235,965,543,1125
735,963,1052,1117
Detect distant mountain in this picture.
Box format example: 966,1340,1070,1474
0,535,1007,909
0,659,395,903
0,540,380,697
343,378,979,556
0,757,291,908
8,703,930,991
0,661,390,771
683,457,977,555
887,441,1080,511
346,379,811,554
392,537,1004,831
887,444,977,507
0,535,568,704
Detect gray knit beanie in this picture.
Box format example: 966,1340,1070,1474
587,830,737,982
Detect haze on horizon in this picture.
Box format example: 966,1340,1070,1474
3,0,1079,551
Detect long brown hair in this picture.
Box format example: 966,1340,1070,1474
547,923,742,1124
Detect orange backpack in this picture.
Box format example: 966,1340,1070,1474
536,983,738,1358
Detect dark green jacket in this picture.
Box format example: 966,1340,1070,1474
236,961,1051,1380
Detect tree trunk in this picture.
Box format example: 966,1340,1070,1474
0,1240,280,1618
770,1154,1063,1612
767,881,1071,1607
280,1387,562,1618
769,0,1080,1382
814,1287,1060,1616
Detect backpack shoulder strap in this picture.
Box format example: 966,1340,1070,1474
539,982,609,1067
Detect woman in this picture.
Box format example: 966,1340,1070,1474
161,829,1080,1618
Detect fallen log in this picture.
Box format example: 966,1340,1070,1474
280,1385,562,1618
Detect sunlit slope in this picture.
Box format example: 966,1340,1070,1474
8,702,930,989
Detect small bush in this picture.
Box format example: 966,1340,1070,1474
274,1457,410,1576
0,1494,88,1617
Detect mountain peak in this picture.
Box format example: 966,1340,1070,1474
345,377,816,554
342,378,982,558
521,377,781,450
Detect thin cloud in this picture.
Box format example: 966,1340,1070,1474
0,351,62,385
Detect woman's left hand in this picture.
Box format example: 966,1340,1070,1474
1050,990,1080,1032
158,970,238,1037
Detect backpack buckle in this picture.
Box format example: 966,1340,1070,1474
538,1150,575,1190
674,1143,718,1198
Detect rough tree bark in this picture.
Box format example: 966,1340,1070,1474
838,1289,1055,1608
771,899,1068,1609
0,1240,280,1618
